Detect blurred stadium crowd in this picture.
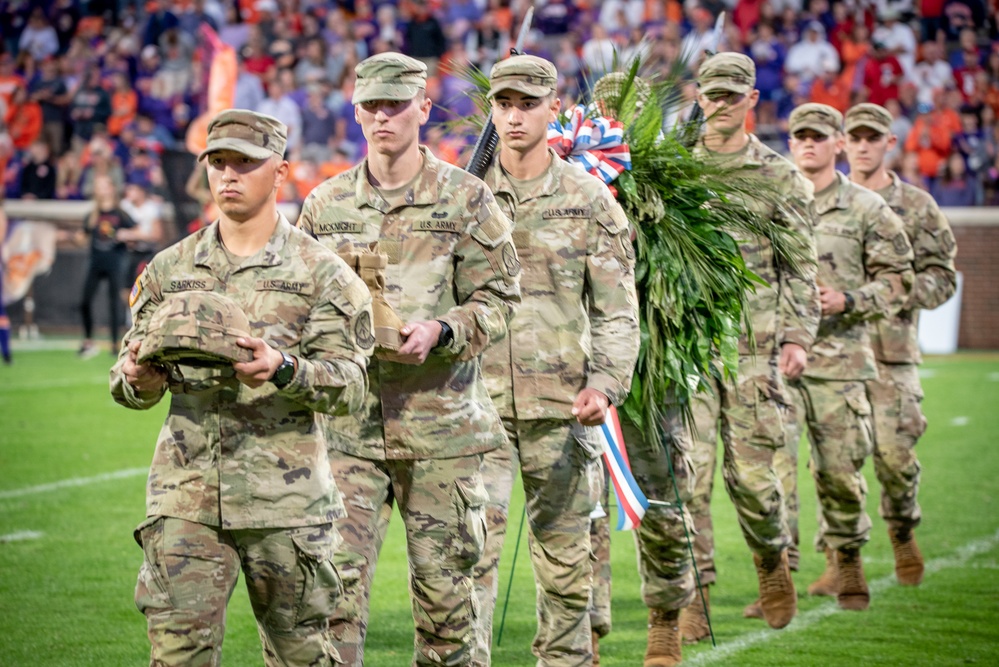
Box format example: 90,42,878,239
1,0,998,225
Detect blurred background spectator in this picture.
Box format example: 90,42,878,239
0,0,994,217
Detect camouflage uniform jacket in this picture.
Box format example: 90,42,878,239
298,147,521,460
872,171,958,364
110,215,372,529
479,150,640,419
696,134,821,357
807,172,915,381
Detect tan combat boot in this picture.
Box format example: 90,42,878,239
889,528,924,586
592,630,600,666
358,242,405,351
754,550,797,629
807,547,838,596
743,597,763,620
678,585,710,644
836,547,870,611
645,608,682,667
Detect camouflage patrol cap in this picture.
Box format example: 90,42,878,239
197,109,288,161
789,103,843,136
353,52,428,104
845,103,893,135
488,55,557,98
137,291,255,366
697,52,756,95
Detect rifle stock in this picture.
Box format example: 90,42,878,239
464,7,534,178
466,117,499,179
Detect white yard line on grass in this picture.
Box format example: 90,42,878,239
686,528,999,666
0,530,44,543
10,339,79,351
0,467,147,500
950,416,970,427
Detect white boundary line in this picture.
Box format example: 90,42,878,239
0,467,147,500
686,528,999,666
0,530,44,542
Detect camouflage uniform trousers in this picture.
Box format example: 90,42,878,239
589,461,612,639
133,516,342,667
625,415,698,612
473,417,603,667
867,361,926,533
784,377,875,552
329,453,487,667
783,362,926,555
777,387,805,568
686,356,792,586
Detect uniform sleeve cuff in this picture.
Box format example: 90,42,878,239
586,374,627,407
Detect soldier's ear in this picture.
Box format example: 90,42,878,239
834,132,846,155
272,158,290,191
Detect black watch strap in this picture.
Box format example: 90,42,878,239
435,320,454,349
271,352,296,388
843,292,855,314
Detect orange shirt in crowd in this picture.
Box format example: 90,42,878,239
905,111,959,178
0,72,25,108
811,76,851,113
839,39,870,94
288,161,325,202
108,90,138,136
6,101,42,150
319,157,353,180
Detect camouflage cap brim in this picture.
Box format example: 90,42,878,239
138,334,254,366
352,82,422,104
198,137,276,162
698,79,753,95
844,117,891,134
488,78,554,98
790,120,835,136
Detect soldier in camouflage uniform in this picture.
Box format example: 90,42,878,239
297,52,521,667
469,55,640,667
673,52,821,642
786,103,914,611
111,110,373,667
836,103,956,585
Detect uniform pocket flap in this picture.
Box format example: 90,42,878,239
289,524,340,561
845,388,872,416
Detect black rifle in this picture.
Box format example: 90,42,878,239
681,12,726,146
465,7,534,178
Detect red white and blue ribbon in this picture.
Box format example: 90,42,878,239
548,105,631,187
599,405,649,530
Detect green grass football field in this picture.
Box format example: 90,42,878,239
1,347,998,666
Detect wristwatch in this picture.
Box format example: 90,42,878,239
270,352,296,389
435,320,454,349
843,292,855,314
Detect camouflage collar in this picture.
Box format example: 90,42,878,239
355,146,443,213
741,134,767,168
880,170,905,209
694,133,763,168
487,147,564,203
814,171,852,214
194,213,293,275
